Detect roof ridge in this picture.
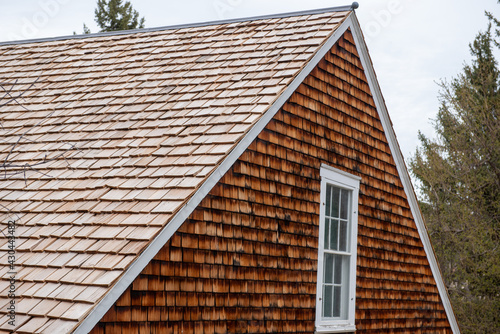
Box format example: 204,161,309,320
0,3,357,46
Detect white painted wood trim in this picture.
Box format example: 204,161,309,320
315,325,356,333
321,163,362,182
348,13,461,334
316,165,360,333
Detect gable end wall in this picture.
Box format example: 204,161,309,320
91,30,452,334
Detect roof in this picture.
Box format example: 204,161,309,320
0,7,357,333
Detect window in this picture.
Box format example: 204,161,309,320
316,164,360,333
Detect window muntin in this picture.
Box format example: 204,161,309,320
322,185,351,320
316,165,360,333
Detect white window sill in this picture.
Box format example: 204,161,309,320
315,324,356,333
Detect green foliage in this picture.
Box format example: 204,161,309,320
94,0,145,32
486,0,500,48
83,23,91,34
410,8,500,333
453,297,500,334
73,23,91,35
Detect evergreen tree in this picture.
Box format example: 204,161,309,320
83,23,91,35
77,0,145,34
410,10,500,334
73,23,91,35
487,0,500,48
94,0,145,32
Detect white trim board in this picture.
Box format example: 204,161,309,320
348,13,461,334
315,165,360,333
75,11,461,334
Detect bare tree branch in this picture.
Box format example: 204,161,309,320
0,77,79,184
0,77,39,110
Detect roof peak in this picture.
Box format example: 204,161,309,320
0,3,356,47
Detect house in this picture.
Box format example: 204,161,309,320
0,3,461,334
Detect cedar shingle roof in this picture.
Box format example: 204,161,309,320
0,9,351,333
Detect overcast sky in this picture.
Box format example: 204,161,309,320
1,0,499,163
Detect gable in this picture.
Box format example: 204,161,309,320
91,29,455,333
0,9,351,333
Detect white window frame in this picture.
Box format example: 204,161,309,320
315,164,360,333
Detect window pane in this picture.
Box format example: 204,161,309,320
334,255,342,284
324,218,330,249
332,187,340,218
333,286,342,317
340,189,349,219
319,173,357,323
324,253,333,284
339,220,348,252
330,220,338,250
325,185,331,217
323,285,333,318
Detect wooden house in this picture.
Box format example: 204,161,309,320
0,4,461,333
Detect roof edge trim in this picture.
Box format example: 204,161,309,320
0,4,353,46
73,12,354,334
348,13,461,334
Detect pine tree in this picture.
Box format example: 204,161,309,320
410,12,500,334
94,0,145,32
77,0,145,34
487,0,500,48
83,23,91,34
